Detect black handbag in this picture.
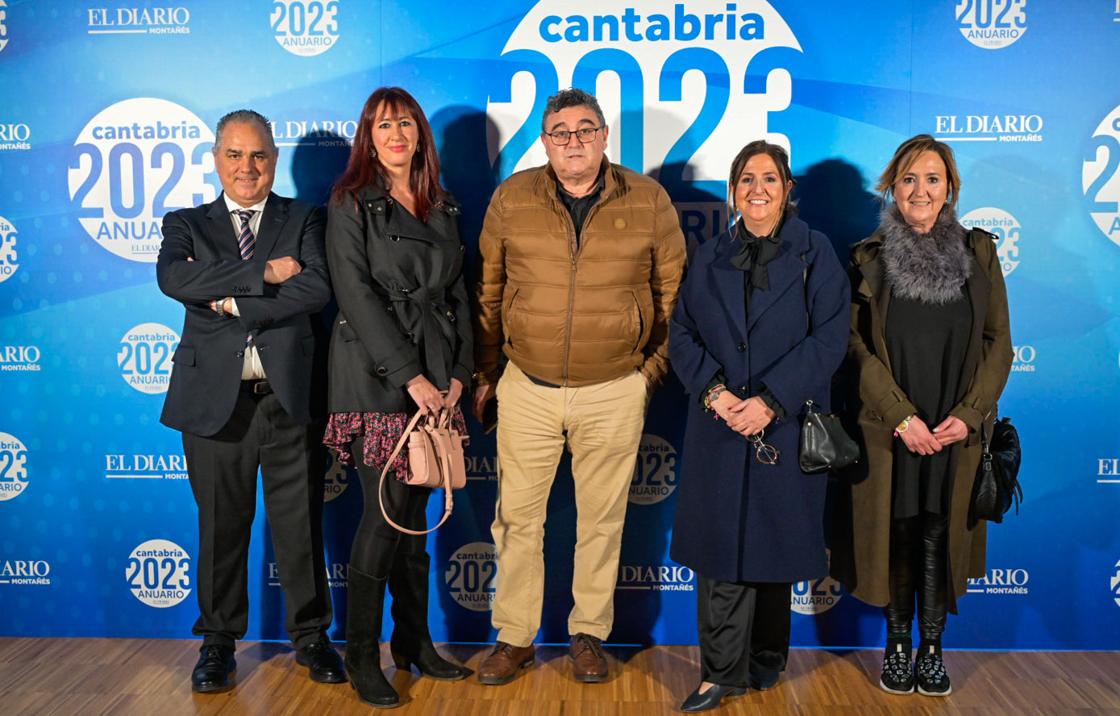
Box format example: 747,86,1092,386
799,400,860,474
969,417,1023,524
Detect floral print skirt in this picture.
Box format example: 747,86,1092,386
323,408,468,478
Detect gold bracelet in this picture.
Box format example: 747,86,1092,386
895,415,913,434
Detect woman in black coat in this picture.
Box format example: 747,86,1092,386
323,86,472,708
668,141,849,712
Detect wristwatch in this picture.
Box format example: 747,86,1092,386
895,415,914,434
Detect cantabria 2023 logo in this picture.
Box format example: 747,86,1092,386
68,98,218,263
956,0,1026,50
0,214,17,283
271,0,339,57
1083,105,1120,248
0,0,8,53
487,1,799,194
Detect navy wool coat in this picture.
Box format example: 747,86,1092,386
668,216,850,583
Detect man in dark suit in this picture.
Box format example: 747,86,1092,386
157,109,345,693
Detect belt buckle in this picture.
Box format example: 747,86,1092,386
252,380,270,395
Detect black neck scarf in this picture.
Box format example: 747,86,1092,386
730,218,784,290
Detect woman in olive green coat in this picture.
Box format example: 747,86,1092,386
831,135,1012,698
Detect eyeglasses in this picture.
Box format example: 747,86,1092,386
545,126,603,146
748,429,780,465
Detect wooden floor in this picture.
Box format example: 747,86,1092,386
1,638,1117,715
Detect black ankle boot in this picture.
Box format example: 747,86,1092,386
915,641,951,696
879,634,914,695
388,552,467,680
345,567,400,708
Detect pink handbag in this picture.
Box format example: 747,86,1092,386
378,408,467,535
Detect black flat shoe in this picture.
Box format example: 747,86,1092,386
680,683,747,712
191,645,236,693
297,639,348,684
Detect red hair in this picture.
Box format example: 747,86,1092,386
330,87,445,222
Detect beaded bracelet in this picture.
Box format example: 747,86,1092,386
703,383,727,412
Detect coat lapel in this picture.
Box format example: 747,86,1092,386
857,237,893,369
711,234,747,345
205,196,239,259
746,243,801,332
745,217,809,332
253,192,288,262
958,232,992,397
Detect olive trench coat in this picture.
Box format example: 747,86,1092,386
830,226,1013,611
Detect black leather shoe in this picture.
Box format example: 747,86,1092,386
679,683,746,712
296,639,348,683
191,644,235,693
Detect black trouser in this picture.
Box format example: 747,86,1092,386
348,440,431,578
696,577,791,688
885,512,949,643
182,387,331,649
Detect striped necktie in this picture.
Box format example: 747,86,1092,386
235,209,255,346
235,209,256,260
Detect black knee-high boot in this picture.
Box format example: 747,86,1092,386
388,551,468,680
346,567,400,708
915,512,951,696
881,516,919,694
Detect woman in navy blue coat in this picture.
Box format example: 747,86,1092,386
669,141,849,712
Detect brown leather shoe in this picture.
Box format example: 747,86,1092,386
570,633,608,683
477,642,534,685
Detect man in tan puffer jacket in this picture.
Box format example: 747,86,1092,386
472,88,685,686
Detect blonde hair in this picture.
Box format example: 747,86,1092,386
876,134,961,210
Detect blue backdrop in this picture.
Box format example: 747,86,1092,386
1,0,1118,651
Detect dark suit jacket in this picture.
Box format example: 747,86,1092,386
157,192,330,436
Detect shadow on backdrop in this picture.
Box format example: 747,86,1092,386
292,130,356,641
428,106,502,643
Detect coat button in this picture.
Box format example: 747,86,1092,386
737,342,747,352
738,385,748,393
446,311,456,323
376,366,388,376
390,235,400,242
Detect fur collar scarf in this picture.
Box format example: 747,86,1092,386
879,204,971,304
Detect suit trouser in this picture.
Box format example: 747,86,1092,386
182,386,332,649
696,577,791,688
490,361,648,647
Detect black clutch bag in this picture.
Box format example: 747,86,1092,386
799,400,860,474
969,417,1023,524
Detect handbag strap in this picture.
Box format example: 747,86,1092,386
378,409,456,536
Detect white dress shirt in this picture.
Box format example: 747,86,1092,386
222,194,268,380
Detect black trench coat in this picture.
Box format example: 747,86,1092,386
325,184,473,414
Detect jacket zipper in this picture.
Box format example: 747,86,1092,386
553,179,611,386
559,202,578,386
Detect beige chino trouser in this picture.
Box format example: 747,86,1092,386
490,361,648,647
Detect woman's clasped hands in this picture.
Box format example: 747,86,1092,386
711,391,775,438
